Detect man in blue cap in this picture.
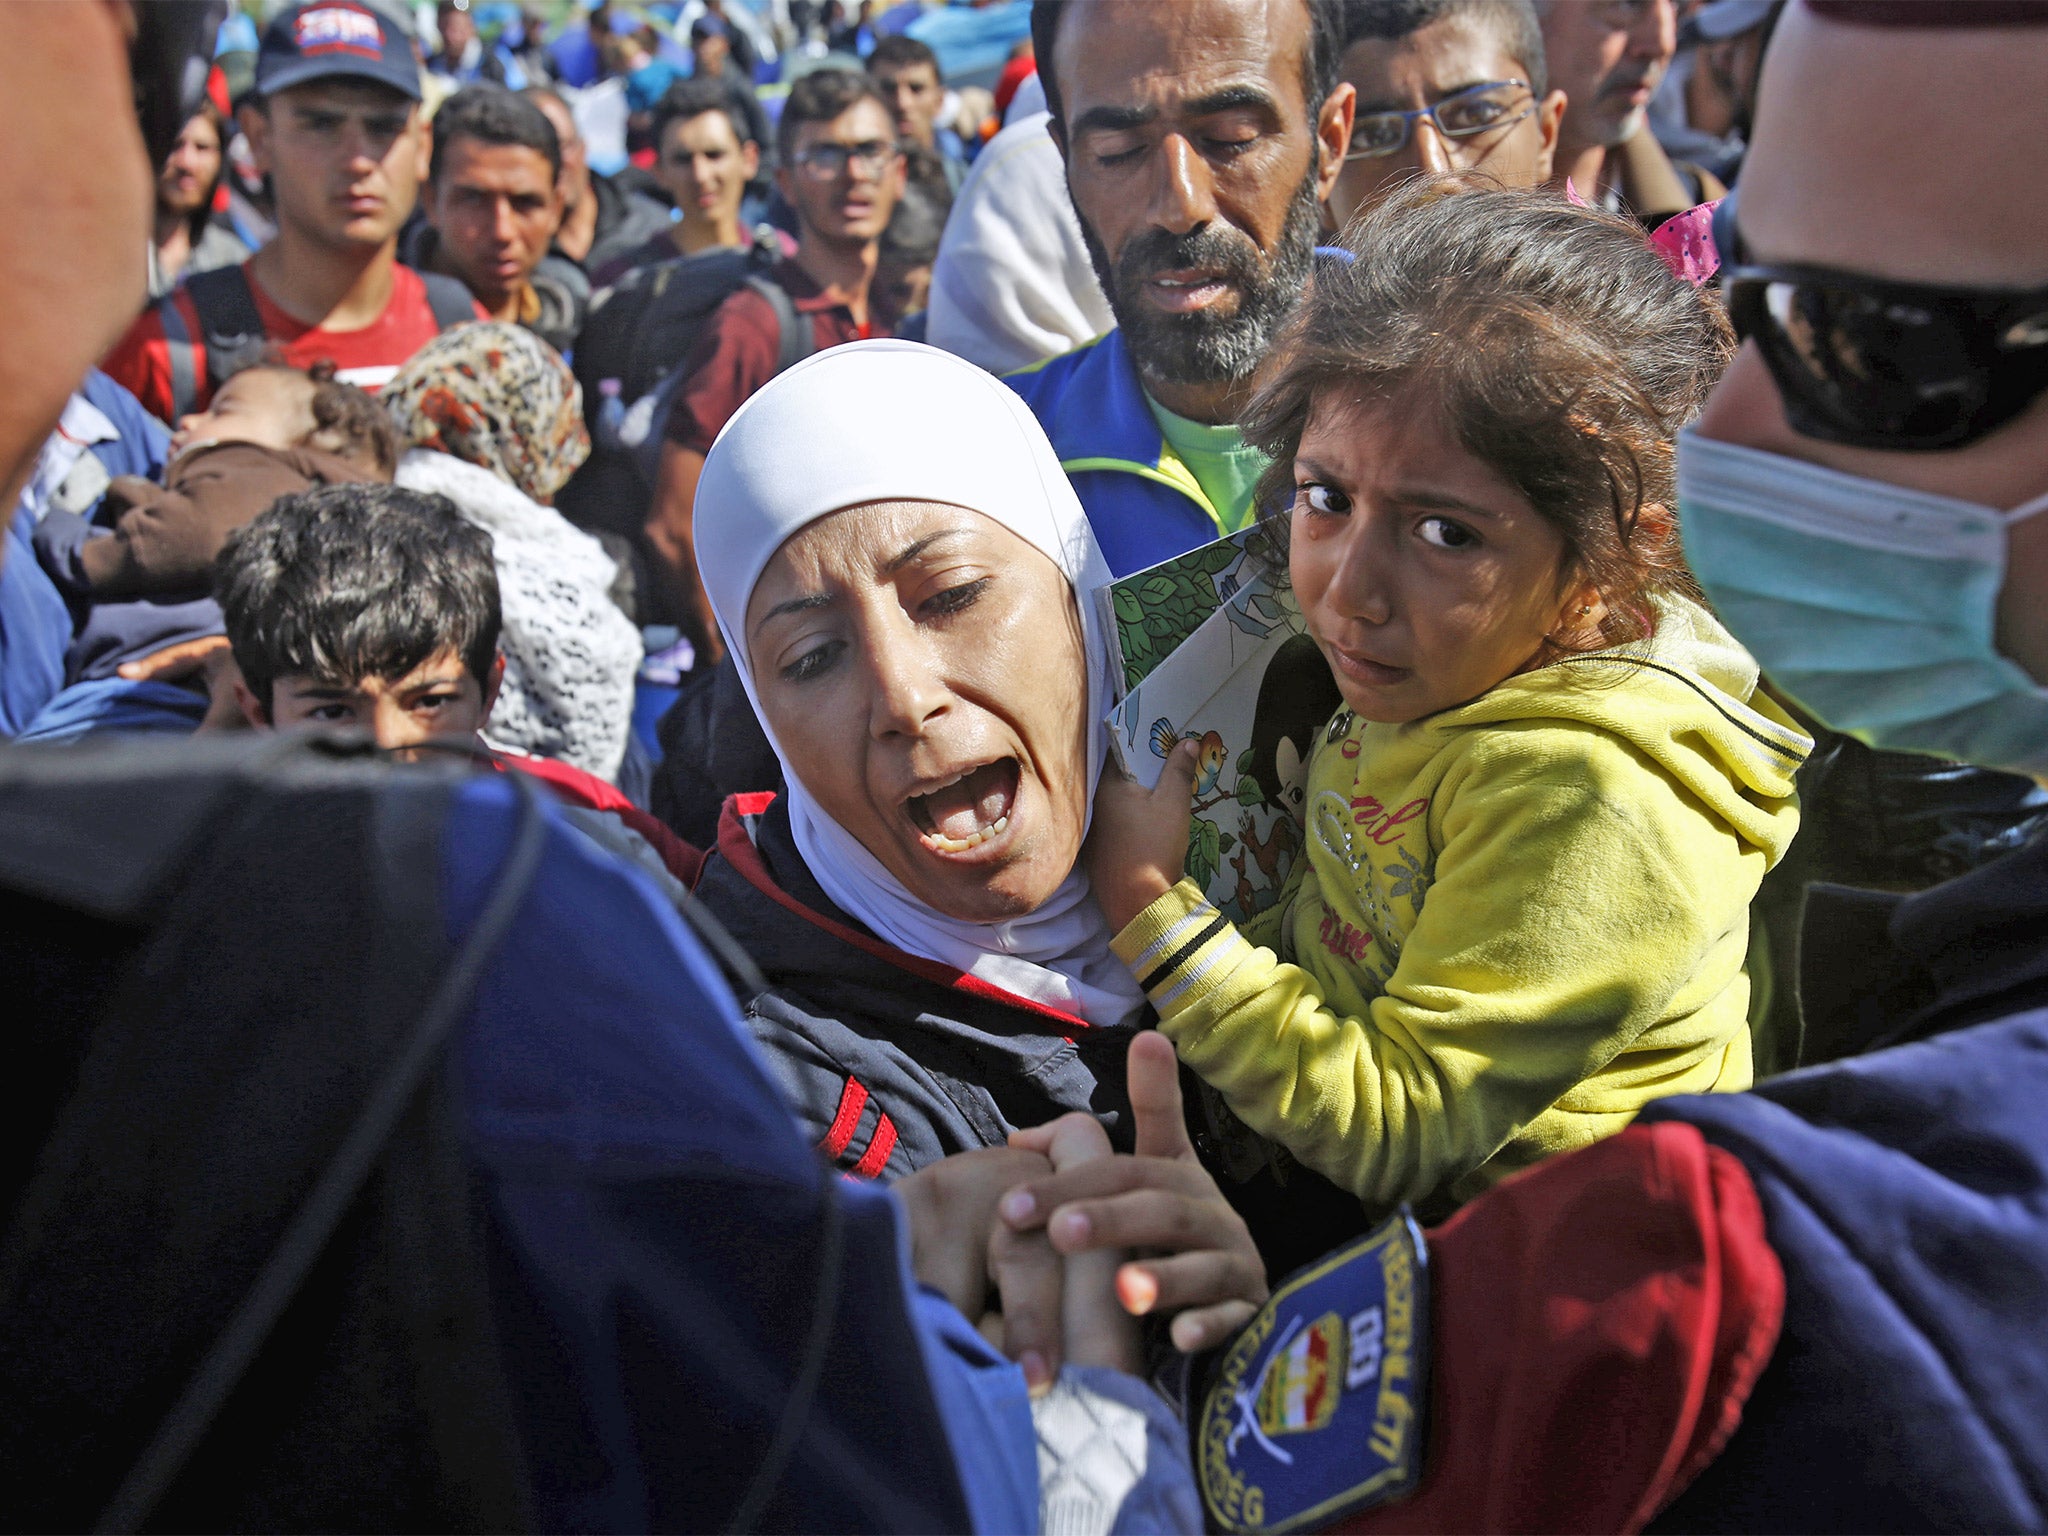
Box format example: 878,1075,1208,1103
103,2,481,427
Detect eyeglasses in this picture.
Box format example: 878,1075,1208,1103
1345,80,1536,161
1712,190,2048,451
790,139,900,179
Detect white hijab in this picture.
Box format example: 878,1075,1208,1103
695,340,1147,1027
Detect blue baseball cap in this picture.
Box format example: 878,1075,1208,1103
256,3,423,101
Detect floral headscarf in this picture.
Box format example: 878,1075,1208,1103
382,321,590,503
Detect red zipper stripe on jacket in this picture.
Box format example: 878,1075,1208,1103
849,1113,899,1179
819,1077,870,1160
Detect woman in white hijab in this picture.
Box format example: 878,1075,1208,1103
686,339,1149,1179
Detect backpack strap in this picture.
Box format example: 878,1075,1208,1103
743,274,816,380
165,265,270,421
419,269,482,332
157,291,201,427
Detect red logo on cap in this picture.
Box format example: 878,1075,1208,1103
294,5,384,58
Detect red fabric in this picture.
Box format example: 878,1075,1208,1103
712,792,1093,1030
993,54,1037,118
820,1077,871,1160
850,1113,898,1179
101,262,484,422
662,262,880,454
500,750,708,887
1333,1121,1783,1535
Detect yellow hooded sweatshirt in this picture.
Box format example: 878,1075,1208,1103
1110,595,1811,1213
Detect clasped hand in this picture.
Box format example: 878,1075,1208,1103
897,1031,1268,1392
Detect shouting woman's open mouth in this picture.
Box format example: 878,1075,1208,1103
904,758,1021,856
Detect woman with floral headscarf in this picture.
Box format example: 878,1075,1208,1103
384,322,642,781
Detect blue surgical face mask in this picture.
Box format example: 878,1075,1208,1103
1677,427,2048,778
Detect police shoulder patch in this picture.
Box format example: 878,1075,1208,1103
1197,1209,1429,1533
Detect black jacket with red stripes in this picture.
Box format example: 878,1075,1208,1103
692,792,1144,1181
691,793,1374,1275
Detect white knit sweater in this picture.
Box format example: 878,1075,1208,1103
396,449,640,781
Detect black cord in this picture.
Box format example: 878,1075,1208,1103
725,1175,847,1535
95,770,552,1534
672,878,771,1004
397,736,772,1003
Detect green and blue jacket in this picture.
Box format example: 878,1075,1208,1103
1004,328,1232,577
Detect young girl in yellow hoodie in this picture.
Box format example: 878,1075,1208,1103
1087,185,1810,1218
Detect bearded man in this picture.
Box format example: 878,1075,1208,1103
1007,0,1355,574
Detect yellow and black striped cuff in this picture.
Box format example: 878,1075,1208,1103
1111,880,1256,1018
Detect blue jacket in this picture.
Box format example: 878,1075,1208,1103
1005,329,1237,577
443,778,1041,1532
0,372,167,733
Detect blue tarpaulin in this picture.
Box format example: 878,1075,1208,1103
905,1,1031,89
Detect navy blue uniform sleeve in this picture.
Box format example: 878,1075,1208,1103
1640,1010,2048,1533
439,778,1038,1533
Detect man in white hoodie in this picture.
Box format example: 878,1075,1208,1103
925,73,1114,374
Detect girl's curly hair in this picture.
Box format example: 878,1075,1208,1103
1243,178,1734,650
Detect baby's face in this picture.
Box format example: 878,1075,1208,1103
170,369,315,460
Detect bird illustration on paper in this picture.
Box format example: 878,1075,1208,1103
1151,718,1228,797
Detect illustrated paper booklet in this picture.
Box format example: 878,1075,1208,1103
1099,530,1344,924
1096,524,1270,693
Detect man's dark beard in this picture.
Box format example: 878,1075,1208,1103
1079,164,1323,393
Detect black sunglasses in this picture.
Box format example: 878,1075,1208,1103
1712,189,2048,451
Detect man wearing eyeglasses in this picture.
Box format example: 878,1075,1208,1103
1536,0,1722,226
645,68,906,656
1326,0,1566,232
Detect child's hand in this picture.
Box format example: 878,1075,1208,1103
896,1145,1054,1325
1085,740,1200,931
989,1112,1140,1389
997,1033,1268,1373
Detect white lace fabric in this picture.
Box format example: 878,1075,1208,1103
1033,1365,1200,1536
396,449,642,781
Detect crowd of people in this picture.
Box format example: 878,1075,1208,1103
4,0,2048,1530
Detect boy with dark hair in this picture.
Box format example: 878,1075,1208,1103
408,84,587,356
645,69,904,650
218,481,702,877
217,482,504,750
